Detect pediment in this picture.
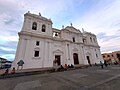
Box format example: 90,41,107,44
53,49,63,53
65,26,81,33
86,52,91,56
34,47,40,50
73,48,79,51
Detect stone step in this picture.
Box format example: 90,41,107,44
0,65,88,79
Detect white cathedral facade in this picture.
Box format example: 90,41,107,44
12,12,103,69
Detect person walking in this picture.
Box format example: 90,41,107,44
11,67,15,74
104,60,108,67
100,61,104,69
53,58,59,71
2,68,9,75
17,60,24,70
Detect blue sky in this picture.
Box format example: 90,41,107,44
0,0,120,61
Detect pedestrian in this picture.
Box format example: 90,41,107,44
100,61,104,69
104,60,107,67
118,60,120,66
70,64,74,68
53,58,59,71
64,64,68,70
95,63,98,66
17,60,24,70
11,67,16,74
88,60,92,66
68,65,71,68
60,65,64,69
3,68,9,75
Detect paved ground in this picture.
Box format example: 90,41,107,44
0,65,120,90
0,67,53,75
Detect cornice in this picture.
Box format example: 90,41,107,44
18,31,100,48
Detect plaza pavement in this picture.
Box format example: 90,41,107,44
0,65,120,90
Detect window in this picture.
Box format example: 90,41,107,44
83,38,86,43
36,41,39,46
107,55,110,57
34,51,39,57
83,39,85,43
93,38,95,42
90,37,92,42
42,24,46,32
32,22,37,30
103,55,105,58
96,54,98,58
55,32,58,36
117,53,120,58
73,37,75,42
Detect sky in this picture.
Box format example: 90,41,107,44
0,0,120,61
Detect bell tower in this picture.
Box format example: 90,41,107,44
21,11,53,37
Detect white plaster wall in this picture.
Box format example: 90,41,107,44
79,45,85,64
13,33,103,69
12,13,103,69
12,37,28,69
22,14,53,37
62,42,67,65
43,40,53,67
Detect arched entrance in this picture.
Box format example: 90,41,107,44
86,56,91,65
55,55,61,65
73,53,79,65
86,52,91,66
53,49,63,66
86,52,92,66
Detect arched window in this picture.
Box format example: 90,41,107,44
73,37,75,42
96,54,98,58
90,37,92,42
73,53,79,64
55,32,58,36
83,38,86,43
42,24,46,32
93,38,95,42
32,22,37,30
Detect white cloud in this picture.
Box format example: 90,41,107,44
0,0,120,60
0,47,15,51
21,0,83,16
1,54,15,61
73,0,120,53
74,0,120,33
0,35,18,42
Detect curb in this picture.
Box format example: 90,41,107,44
0,65,89,79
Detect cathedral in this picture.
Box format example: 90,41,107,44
12,12,103,69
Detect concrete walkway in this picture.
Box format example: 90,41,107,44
0,65,120,90
0,67,52,74
0,64,87,77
